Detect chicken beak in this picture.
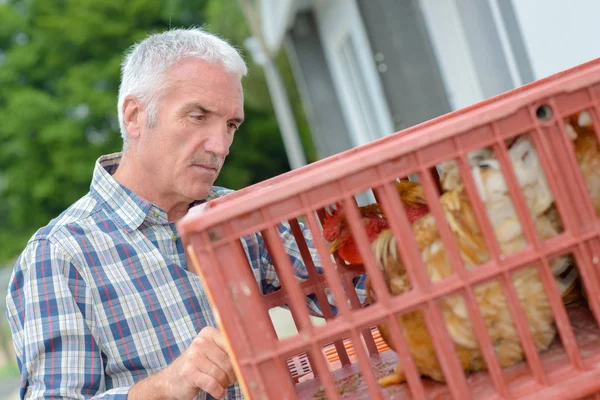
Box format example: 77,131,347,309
329,238,342,254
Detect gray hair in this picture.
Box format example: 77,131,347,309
117,27,248,146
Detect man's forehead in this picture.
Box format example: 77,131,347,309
167,70,242,97
170,68,242,99
167,57,240,82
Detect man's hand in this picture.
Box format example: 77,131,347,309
165,326,236,398
129,326,236,399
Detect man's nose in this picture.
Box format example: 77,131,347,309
204,125,231,157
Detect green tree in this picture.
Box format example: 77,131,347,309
0,0,315,263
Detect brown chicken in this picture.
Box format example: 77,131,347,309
322,180,430,265
370,188,565,385
440,111,600,303
565,111,600,215
323,135,580,386
438,134,579,302
367,135,580,385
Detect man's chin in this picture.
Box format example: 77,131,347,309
185,183,214,202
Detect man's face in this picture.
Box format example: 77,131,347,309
137,58,244,203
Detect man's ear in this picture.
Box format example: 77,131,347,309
122,95,143,139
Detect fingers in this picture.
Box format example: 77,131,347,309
158,326,237,400
204,328,238,385
167,347,230,400
207,326,227,351
198,326,222,343
192,346,230,388
193,327,237,388
187,368,227,399
214,331,237,383
205,344,236,386
193,361,229,398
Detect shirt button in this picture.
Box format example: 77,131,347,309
171,234,178,242
152,210,159,217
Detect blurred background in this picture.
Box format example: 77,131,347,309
1,0,599,398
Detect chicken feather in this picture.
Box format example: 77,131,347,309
438,135,578,302
567,112,600,215
369,189,556,385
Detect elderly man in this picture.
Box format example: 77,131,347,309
6,28,367,399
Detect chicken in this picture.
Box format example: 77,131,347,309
438,135,579,303
369,188,560,385
565,111,600,215
440,112,600,220
321,180,430,265
366,135,581,385
322,137,579,386
322,203,388,265
324,130,586,385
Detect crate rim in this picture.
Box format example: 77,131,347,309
178,57,600,236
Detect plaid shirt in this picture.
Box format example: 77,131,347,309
6,153,366,399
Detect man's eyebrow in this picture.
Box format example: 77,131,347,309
182,102,214,114
182,102,244,124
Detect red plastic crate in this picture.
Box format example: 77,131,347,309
178,58,600,399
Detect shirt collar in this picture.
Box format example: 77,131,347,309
90,153,226,232
90,153,168,232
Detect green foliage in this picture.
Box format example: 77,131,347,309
0,0,316,263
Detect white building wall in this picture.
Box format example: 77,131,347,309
511,0,600,80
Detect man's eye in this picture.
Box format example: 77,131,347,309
191,114,205,121
227,122,239,131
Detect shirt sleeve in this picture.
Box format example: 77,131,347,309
6,238,130,399
249,220,367,316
